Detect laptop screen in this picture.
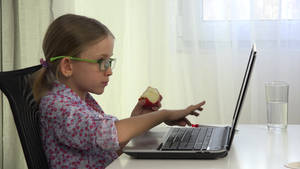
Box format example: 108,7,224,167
228,44,257,149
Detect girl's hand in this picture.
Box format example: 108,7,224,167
164,101,205,126
116,100,205,145
131,99,162,117
165,117,193,126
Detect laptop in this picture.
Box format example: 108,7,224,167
123,44,257,159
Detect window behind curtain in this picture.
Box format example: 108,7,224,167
176,0,300,51
203,0,300,20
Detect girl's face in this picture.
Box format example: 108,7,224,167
67,35,114,99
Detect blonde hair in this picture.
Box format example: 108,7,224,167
33,14,114,102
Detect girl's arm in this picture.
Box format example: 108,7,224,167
115,101,205,146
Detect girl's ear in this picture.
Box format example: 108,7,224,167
59,57,73,78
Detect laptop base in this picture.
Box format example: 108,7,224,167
124,151,228,159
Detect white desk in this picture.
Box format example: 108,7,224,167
107,125,300,169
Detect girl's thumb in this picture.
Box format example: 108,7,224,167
137,99,146,108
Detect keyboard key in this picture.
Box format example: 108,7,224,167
185,128,201,150
194,127,208,150
169,128,186,150
162,127,214,151
178,128,193,149
161,128,179,150
201,128,214,150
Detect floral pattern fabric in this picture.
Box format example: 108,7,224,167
39,81,120,169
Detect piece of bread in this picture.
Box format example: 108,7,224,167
139,87,162,108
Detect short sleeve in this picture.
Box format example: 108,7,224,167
95,116,120,150
45,100,120,151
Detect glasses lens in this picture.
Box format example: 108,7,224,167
99,58,115,71
109,59,116,69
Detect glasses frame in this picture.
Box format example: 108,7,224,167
50,56,116,71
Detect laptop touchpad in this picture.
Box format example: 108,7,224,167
125,128,168,150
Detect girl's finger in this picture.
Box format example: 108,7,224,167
176,121,186,126
198,107,203,111
190,111,199,116
187,101,206,113
138,99,146,107
151,106,159,111
181,118,192,126
167,118,191,126
197,101,206,107
157,102,162,108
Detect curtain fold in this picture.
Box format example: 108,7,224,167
1,0,52,168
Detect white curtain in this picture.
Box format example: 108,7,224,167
54,0,300,125
174,0,300,124
1,0,52,168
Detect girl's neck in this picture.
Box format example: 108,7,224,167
59,79,87,101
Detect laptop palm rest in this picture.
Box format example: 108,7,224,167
124,127,169,152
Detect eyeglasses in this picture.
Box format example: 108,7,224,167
50,56,116,71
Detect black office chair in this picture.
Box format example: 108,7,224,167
0,65,49,169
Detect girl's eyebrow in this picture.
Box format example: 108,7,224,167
95,53,113,59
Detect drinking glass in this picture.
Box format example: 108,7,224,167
265,81,289,130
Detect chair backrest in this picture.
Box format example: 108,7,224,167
0,65,49,169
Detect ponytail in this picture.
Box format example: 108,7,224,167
33,67,56,103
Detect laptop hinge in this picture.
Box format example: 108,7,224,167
225,126,231,150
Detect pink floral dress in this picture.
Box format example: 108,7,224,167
39,81,120,169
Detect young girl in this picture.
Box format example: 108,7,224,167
33,14,205,169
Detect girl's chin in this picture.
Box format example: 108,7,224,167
95,91,104,95
91,88,104,95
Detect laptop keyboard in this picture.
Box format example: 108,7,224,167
161,127,213,151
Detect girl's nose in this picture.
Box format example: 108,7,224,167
105,67,113,76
